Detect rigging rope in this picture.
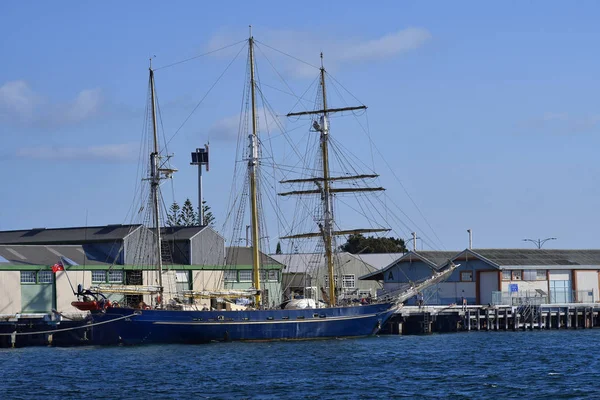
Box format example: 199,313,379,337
153,39,247,71
164,41,247,149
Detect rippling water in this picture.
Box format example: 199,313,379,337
1,330,599,399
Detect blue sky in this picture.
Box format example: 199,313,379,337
1,1,600,251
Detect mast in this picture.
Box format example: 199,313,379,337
248,29,262,307
318,54,336,307
282,55,389,307
149,61,165,304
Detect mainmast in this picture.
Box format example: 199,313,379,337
149,61,165,304
318,54,336,307
283,54,389,307
248,29,262,307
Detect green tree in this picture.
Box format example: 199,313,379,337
180,198,197,226
339,234,407,254
200,200,215,227
166,201,182,227
275,241,282,255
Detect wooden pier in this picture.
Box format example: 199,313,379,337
382,303,600,335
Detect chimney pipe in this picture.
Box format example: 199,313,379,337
412,232,417,252
467,229,472,250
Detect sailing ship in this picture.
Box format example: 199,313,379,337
73,32,457,345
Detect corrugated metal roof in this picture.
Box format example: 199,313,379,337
226,247,284,267
409,251,458,267
358,251,458,280
471,249,600,266
271,252,376,274
161,226,207,241
354,253,404,270
0,225,142,245
0,244,115,266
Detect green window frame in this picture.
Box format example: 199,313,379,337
20,271,54,284
20,271,37,284
92,270,106,283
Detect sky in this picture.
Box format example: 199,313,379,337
1,1,600,251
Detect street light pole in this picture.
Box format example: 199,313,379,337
522,237,557,249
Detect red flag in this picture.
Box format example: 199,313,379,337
52,261,64,273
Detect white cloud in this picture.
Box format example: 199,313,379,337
208,108,284,142
0,80,103,127
207,27,432,77
15,143,137,162
0,80,40,121
341,28,432,61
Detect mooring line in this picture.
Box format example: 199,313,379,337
0,313,139,336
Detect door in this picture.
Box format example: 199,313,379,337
479,271,498,305
550,280,572,303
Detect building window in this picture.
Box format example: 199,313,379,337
224,270,237,282
239,270,252,282
20,271,54,284
108,270,124,283
512,270,522,281
268,270,278,282
460,271,473,282
536,270,546,280
501,270,511,281
342,274,355,288
92,271,106,284
38,271,53,284
324,275,339,288
523,270,536,281
522,270,545,281
20,271,36,284
175,271,189,283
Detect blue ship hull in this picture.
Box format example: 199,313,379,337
90,303,396,345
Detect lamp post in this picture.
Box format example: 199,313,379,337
404,232,422,251
522,237,557,249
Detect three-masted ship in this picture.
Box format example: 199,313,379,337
73,32,455,345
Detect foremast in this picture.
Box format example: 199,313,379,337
148,61,177,306
149,63,164,304
283,55,389,307
248,31,262,307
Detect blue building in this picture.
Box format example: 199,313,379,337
360,249,600,305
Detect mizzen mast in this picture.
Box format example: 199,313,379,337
318,54,335,308
283,54,389,307
248,28,262,307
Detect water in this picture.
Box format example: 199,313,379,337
1,330,599,399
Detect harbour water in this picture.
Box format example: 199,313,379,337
1,330,598,399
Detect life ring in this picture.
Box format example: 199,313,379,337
144,305,151,310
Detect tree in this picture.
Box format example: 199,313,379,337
339,234,407,254
166,201,182,227
200,200,215,227
180,198,197,226
275,241,282,255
